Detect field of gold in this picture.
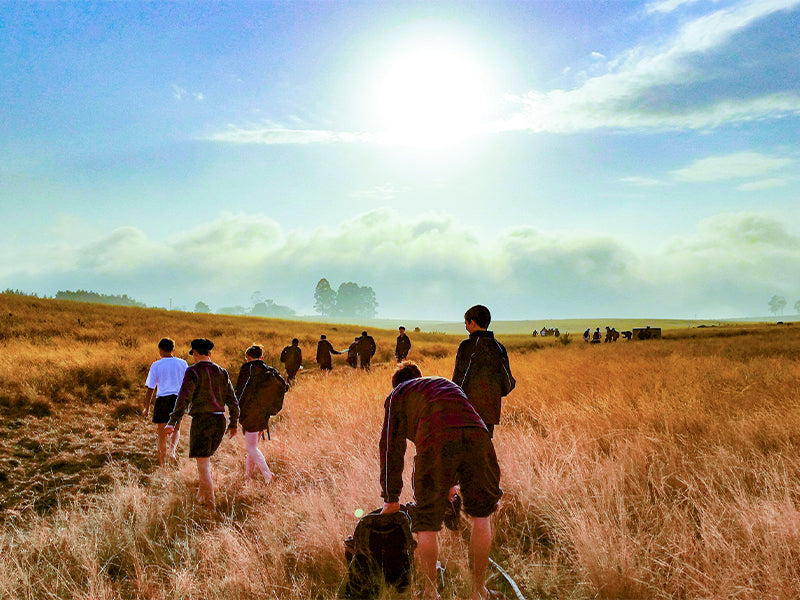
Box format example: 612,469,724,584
1,292,799,599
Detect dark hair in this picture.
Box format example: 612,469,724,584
464,304,491,329
292,338,299,344
362,331,368,336
157,337,175,352
246,344,264,359
321,334,327,339
392,361,422,388
398,326,405,332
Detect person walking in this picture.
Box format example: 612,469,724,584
395,326,411,362
165,338,238,508
142,337,188,467
452,305,515,438
379,362,502,600
316,334,342,371
356,330,376,370
235,344,287,483
280,338,303,383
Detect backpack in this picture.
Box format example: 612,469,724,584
261,366,288,416
341,506,416,599
460,336,516,400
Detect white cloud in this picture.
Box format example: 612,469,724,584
737,178,789,191
672,152,792,181
619,176,664,186
4,209,798,319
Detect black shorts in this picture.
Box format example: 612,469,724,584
189,413,227,458
411,427,502,532
152,394,178,424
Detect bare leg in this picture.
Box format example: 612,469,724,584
168,422,181,460
245,431,273,482
156,423,168,467
195,457,215,507
415,531,439,600
469,517,492,600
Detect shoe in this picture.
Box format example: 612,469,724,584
443,493,461,531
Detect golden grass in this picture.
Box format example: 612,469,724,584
1,293,800,599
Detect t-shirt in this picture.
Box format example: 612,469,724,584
145,356,189,396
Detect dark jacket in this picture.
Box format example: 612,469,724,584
235,360,286,433
357,335,376,359
169,360,239,429
452,330,513,427
395,334,411,358
280,344,302,370
379,376,486,503
316,339,341,366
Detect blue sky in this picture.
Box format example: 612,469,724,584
1,0,799,320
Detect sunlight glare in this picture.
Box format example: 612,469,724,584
377,44,489,148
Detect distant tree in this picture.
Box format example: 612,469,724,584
314,278,337,317
194,301,211,313
56,289,146,307
333,281,378,319
251,300,296,318
217,305,247,316
768,295,786,316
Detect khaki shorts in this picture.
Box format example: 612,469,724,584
412,427,502,532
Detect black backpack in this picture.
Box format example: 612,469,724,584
262,366,288,416
460,336,516,399
341,506,416,599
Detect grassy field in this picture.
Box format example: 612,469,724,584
1,292,799,599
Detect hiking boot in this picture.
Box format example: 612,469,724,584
443,493,461,531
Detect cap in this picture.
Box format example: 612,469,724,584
189,338,214,355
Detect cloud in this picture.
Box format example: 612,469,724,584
619,176,664,186
495,0,800,134
672,152,792,181
3,209,798,320
737,178,789,191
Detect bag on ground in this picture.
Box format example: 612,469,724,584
341,506,416,599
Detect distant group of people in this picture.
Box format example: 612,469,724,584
583,327,623,343
532,327,560,337
141,305,514,600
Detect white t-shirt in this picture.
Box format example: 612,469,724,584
145,356,189,396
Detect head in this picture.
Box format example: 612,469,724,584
291,338,299,346
245,344,264,360
189,338,214,360
464,304,491,332
320,334,327,340
392,361,422,388
362,331,368,337
157,337,175,354
398,326,406,334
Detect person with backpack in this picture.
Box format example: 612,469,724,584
165,338,239,508
452,305,515,438
234,344,287,483
279,338,303,383
380,362,502,600
356,330,376,370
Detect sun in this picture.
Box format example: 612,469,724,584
376,43,490,147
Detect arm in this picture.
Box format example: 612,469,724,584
223,370,239,436
166,369,195,430
452,340,469,385
379,393,407,503
234,363,249,401
142,386,157,416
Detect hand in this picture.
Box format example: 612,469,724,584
164,425,175,435
226,426,237,439
141,406,149,417
381,502,401,515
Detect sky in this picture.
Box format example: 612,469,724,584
1,0,799,320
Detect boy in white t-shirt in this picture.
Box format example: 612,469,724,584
142,338,189,466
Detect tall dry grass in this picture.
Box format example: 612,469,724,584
1,293,800,599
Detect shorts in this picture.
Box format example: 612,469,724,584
411,428,502,532
152,394,178,424
189,413,227,458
